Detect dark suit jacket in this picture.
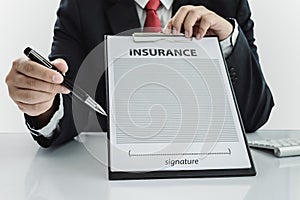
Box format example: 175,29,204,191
26,0,274,147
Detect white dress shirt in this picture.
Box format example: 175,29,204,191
135,0,173,28
29,0,239,138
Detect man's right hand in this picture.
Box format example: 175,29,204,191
5,58,70,122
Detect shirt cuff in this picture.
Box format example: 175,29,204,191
219,18,239,58
26,94,64,138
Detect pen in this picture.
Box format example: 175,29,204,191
24,47,107,116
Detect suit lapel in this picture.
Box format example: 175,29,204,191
105,0,141,34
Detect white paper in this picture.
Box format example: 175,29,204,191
107,36,251,172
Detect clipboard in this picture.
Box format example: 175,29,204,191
105,33,256,180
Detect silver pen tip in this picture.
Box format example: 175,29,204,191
95,104,107,116
85,96,107,116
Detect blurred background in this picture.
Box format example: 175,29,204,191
0,0,299,133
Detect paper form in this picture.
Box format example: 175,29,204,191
106,36,252,172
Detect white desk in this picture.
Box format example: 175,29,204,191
1,130,300,200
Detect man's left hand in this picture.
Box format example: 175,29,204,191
164,5,233,40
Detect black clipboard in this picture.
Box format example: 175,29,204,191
105,34,256,180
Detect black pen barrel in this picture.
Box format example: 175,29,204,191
24,47,88,101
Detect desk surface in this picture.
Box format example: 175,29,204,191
1,130,300,200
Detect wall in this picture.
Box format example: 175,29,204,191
0,0,299,132
0,0,60,132
249,0,300,129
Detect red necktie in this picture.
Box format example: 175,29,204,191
144,0,162,32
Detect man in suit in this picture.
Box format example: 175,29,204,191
5,0,274,147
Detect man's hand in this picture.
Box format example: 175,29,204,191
5,58,70,120
164,5,233,40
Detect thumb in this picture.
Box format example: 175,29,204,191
51,58,68,75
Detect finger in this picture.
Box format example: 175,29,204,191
163,20,173,34
192,25,199,36
51,58,68,75
183,10,203,37
205,30,215,36
196,14,212,39
15,59,64,84
11,88,55,105
16,99,54,116
183,6,211,38
13,73,70,94
171,6,193,34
